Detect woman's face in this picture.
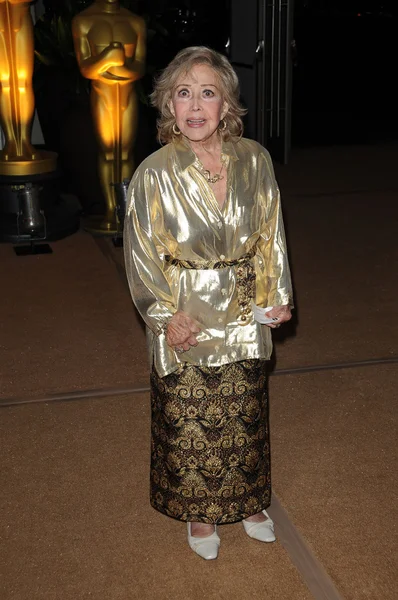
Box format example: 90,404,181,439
169,64,228,145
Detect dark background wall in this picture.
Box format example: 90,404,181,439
292,0,398,145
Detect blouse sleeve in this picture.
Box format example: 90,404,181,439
123,167,177,334
257,151,294,308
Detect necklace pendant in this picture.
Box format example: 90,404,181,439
207,173,224,184
213,174,223,184
198,159,225,184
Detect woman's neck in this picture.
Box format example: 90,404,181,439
188,135,222,160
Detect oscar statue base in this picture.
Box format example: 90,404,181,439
0,170,81,244
0,150,58,177
82,215,118,235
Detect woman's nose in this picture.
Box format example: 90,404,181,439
190,94,202,111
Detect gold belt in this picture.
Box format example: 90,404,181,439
164,248,256,325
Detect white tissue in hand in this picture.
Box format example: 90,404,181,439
251,301,276,324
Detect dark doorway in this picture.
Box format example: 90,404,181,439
229,0,295,164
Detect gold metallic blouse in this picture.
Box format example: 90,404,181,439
124,137,293,378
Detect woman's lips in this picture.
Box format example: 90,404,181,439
187,119,206,127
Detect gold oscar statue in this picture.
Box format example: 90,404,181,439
0,0,56,176
72,0,146,233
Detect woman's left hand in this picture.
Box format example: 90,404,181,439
264,304,292,329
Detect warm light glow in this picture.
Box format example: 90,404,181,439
100,119,119,148
18,71,27,90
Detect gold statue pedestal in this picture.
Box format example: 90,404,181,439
0,150,58,177
0,168,81,244
0,152,80,245
83,177,130,241
83,214,118,236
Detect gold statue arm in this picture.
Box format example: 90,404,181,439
72,20,125,80
106,16,146,82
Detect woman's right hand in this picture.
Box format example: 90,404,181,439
166,311,200,353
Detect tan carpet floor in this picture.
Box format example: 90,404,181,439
2,364,396,599
1,393,312,600
271,189,398,369
0,231,148,399
270,365,398,600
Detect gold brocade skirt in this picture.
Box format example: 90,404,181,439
150,360,271,524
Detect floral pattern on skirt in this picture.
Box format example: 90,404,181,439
150,359,271,524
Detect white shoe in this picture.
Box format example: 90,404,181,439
187,523,220,560
242,510,276,543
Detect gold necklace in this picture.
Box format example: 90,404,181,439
197,158,226,184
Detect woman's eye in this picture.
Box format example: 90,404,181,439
177,89,190,97
203,89,215,97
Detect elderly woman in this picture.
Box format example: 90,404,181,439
124,46,293,560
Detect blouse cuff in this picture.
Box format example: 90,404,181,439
147,301,177,337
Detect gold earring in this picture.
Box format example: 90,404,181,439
172,123,181,135
219,118,227,132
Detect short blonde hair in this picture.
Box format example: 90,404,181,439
150,46,247,144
